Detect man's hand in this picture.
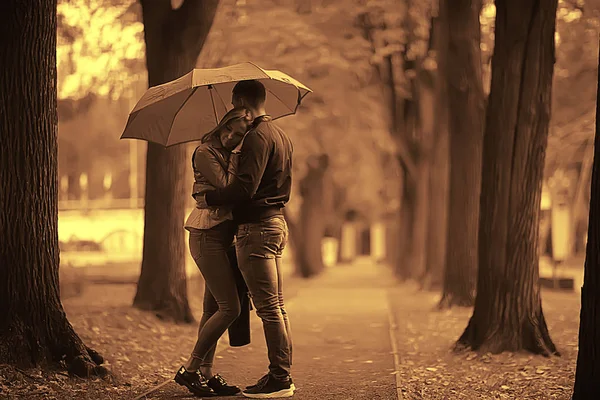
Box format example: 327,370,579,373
195,193,208,209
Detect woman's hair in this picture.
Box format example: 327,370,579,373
201,107,251,143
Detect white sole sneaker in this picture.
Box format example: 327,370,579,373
242,387,294,398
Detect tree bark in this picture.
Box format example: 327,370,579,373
396,180,416,280
291,155,331,278
572,40,600,400
409,157,431,280
422,12,450,291
457,0,559,355
133,0,220,323
439,0,484,308
408,67,436,282
0,0,106,377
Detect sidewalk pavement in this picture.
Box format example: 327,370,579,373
147,257,400,400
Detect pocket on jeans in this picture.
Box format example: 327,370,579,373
248,231,280,259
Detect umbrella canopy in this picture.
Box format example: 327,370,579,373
120,62,312,147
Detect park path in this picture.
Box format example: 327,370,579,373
143,258,399,400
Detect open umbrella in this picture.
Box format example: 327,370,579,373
120,62,312,147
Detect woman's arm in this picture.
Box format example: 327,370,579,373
193,147,228,189
226,152,239,186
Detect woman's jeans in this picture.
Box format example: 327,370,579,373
188,221,240,367
235,215,293,380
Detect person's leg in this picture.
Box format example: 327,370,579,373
275,256,292,367
276,215,292,367
236,216,291,381
185,281,217,373
190,225,241,367
176,230,225,398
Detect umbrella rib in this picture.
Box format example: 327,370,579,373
212,86,228,112
208,85,219,124
266,87,294,113
166,87,198,146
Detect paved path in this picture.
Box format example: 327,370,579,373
144,258,399,399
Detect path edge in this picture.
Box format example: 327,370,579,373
386,291,403,400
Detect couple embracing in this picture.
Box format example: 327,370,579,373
175,80,295,399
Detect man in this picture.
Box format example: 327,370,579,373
198,80,295,399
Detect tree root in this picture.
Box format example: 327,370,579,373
85,345,104,365
67,353,108,378
454,313,560,356
60,324,109,378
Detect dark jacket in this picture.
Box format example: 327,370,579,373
205,116,293,224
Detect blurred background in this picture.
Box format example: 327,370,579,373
56,0,596,293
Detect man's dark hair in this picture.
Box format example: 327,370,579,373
232,80,266,109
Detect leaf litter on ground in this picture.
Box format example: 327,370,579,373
388,283,580,400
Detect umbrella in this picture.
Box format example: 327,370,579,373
120,62,312,147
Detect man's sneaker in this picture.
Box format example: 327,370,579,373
206,373,241,396
246,374,295,392
242,374,294,398
174,366,216,397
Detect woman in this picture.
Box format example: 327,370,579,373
174,107,253,397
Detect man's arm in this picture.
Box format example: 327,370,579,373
205,131,270,207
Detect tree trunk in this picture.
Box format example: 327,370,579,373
422,12,450,291
457,0,559,355
409,158,430,280
0,0,106,377
572,40,600,400
133,0,219,323
395,167,416,280
292,155,330,278
439,0,484,308
409,67,436,282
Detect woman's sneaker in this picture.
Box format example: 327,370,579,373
174,366,216,397
206,373,241,396
242,374,294,398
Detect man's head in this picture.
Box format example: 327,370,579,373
232,80,266,114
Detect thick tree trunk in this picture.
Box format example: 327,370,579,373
406,71,435,281
409,158,430,280
292,155,330,278
439,0,484,308
422,12,450,291
133,0,219,323
572,41,600,400
457,0,559,355
0,0,106,377
396,173,416,280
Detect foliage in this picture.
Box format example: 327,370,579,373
547,0,599,172
57,0,146,100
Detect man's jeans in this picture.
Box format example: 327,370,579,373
235,215,292,380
